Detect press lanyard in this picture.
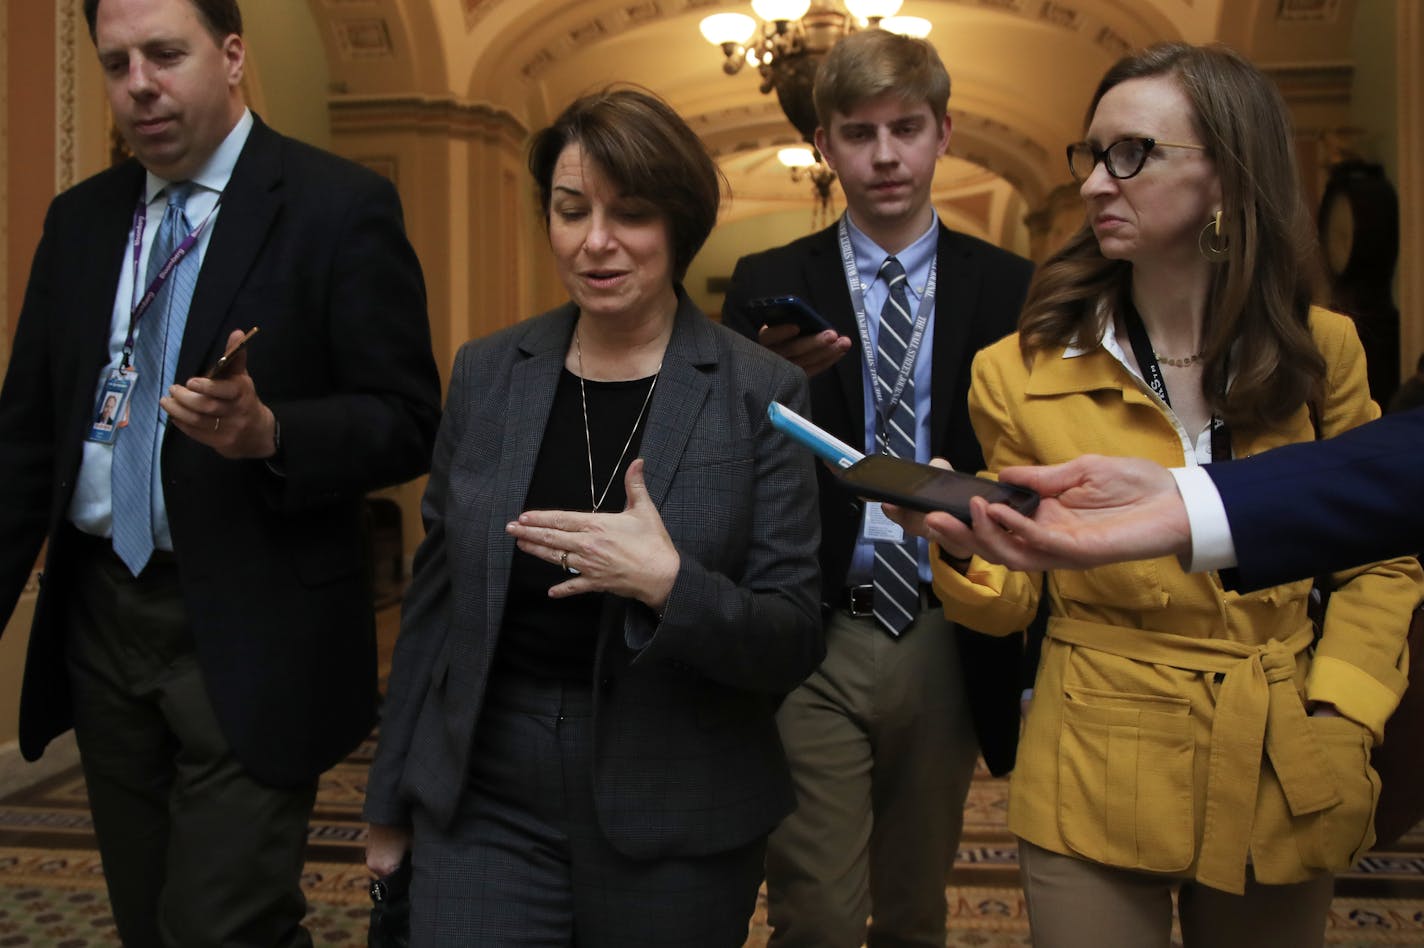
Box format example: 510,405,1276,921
836,215,936,449
120,190,221,371
1121,300,1232,462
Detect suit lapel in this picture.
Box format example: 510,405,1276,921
929,225,979,453
801,225,863,440
638,294,714,508
482,307,574,644
178,119,282,381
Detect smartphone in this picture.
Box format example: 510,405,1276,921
746,295,834,337
838,454,1040,523
204,326,260,379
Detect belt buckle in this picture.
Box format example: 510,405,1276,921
847,584,875,617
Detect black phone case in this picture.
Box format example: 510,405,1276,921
838,455,1039,523
746,295,832,336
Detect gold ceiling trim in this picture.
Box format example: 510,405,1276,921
1261,61,1354,106
329,95,528,146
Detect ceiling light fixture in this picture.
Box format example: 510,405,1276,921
699,1,930,144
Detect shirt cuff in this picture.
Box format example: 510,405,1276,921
1169,466,1237,573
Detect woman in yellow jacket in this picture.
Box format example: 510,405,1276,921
924,44,1424,948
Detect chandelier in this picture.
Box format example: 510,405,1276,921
699,1,932,144
778,146,839,227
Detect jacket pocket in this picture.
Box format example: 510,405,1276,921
1058,686,1195,872
1300,714,1379,870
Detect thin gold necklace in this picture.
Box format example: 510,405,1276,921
574,328,660,512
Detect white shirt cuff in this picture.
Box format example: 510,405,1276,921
1169,466,1238,573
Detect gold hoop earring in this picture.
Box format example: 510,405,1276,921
1199,209,1229,262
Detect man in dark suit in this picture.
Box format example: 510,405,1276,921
899,408,1423,590
721,29,1032,948
0,0,440,944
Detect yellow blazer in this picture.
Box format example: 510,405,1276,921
934,307,1424,893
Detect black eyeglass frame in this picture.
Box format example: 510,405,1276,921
1066,136,1207,182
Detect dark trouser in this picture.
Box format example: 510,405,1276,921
64,531,317,948
766,596,981,948
409,671,766,947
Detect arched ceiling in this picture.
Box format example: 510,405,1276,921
307,0,1362,219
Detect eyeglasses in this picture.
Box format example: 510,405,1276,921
1066,137,1207,182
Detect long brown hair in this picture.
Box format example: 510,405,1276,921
1019,43,1326,431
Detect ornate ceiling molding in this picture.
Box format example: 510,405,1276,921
333,18,396,59
328,95,528,147
516,1,672,81
1261,61,1353,106
1276,0,1342,23
508,0,1152,69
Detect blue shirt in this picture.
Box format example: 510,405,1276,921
69,109,254,547
844,211,938,584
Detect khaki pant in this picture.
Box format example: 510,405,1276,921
1018,838,1335,948
765,602,980,948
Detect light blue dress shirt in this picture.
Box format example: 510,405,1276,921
844,211,939,585
69,109,255,548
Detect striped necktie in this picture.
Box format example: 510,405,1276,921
111,183,197,575
872,255,921,635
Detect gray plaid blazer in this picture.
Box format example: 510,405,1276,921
364,292,824,858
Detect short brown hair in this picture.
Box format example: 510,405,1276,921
1019,43,1325,432
84,0,243,43
527,87,723,281
813,29,951,128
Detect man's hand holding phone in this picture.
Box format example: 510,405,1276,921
160,326,279,461
758,323,853,377
879,459,979,562
745,296,852,377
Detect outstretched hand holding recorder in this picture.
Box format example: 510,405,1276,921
767,401,1038,523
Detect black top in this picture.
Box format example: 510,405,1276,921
495,368,656,679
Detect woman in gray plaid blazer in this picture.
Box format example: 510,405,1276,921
362,87,824,946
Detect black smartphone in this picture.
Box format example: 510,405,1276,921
746,295,834,337
838,454,1040,524
204,326,260,379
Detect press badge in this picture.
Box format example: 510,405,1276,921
861,502,904,543
87,371,135,444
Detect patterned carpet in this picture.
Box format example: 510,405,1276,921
1,604,1422,945
4,741,1424,946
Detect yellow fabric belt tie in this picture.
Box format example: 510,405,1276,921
1048,617,1335,894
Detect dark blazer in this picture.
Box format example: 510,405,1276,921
721,220,1033,775
1207,407,1424,590
363,295,824,859
0,116,442,787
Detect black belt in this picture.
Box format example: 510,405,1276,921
834,583,939,618
65,524,177,571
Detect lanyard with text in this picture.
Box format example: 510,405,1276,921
120,190,222,371
835,215,936,451
1121,300,1232,462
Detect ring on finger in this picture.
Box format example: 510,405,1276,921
560,551,579,576
213,417,221,432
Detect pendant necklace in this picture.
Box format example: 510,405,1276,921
575,327,660,512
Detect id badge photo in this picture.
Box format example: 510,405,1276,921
87,370,136,444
